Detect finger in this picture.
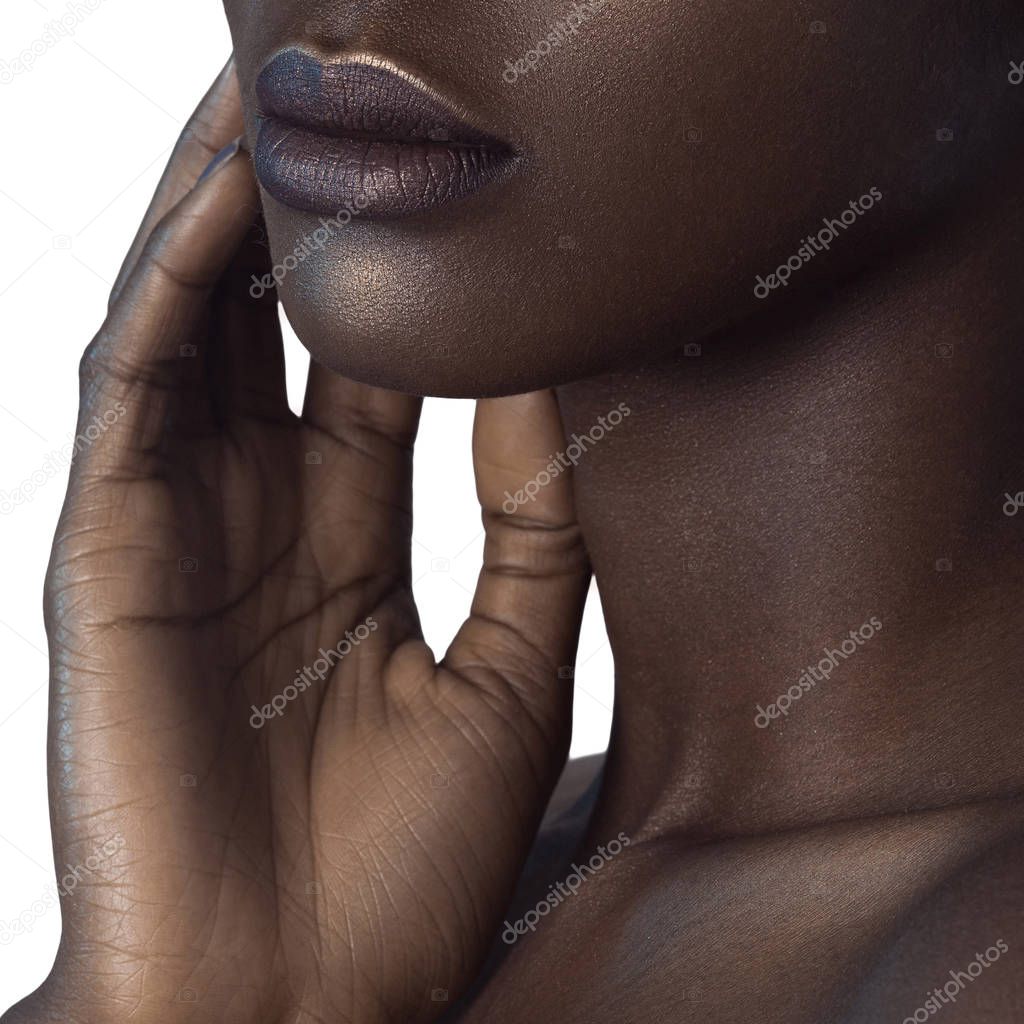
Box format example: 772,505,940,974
303,362,422,449
299,363,423,574
444,390,591,712
77,147,260,474
109,56,243,306
205,223,289,420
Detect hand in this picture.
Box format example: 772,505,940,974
5,60,589,1024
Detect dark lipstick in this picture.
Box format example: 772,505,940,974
253,50,517,218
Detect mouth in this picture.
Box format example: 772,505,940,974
253,50,518,218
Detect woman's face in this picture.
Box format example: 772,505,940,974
222,0,1012,397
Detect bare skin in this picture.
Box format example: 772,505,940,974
6,0,1024,1018
457,135,1024,1023
3,74,590,1024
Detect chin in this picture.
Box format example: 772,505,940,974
263,200,629,399
279,281,594,399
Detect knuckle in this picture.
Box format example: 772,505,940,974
489,512,585,554
78,334,106,386
484,524,588,586
143,213,177,259
139,216,204,292
77,327,137,397
178,110,223,162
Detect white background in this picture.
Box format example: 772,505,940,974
0,0,612,1009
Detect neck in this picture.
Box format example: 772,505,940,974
558,154,1024,845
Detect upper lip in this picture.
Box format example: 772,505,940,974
256,50,510,150
252,49,518,217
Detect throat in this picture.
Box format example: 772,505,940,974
555,170,1024,844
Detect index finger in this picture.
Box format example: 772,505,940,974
77,150,260,476
109,56,243,305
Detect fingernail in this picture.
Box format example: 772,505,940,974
197,137,242,184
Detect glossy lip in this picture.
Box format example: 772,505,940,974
253,49,518,218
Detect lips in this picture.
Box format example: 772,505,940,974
253,50,518,218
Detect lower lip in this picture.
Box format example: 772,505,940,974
253,117,516,218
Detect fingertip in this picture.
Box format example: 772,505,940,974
109,147,260,320
196,137,243,184
474,390,576,524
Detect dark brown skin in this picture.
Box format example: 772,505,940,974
465,148,1024,1023
3,73,591,1024
223,0,1021,397
6,1,1024,1022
